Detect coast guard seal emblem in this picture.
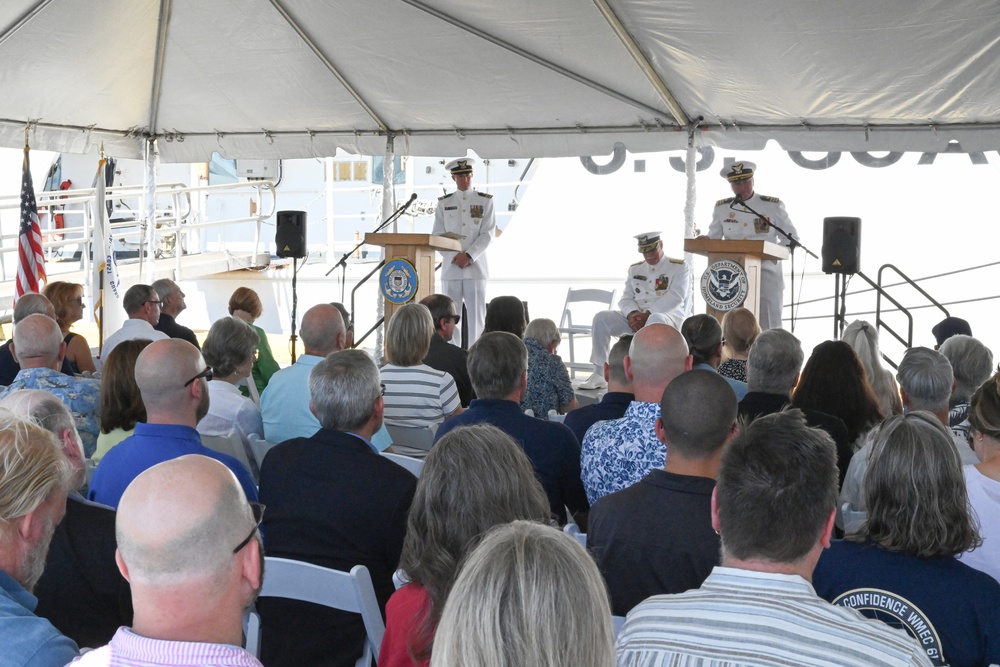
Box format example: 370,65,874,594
701,260,749,311
380,258,418,304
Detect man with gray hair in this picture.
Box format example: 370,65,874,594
0,409,79,667
435,331,589,526
841,346,976,530
564,335,635,444
0,293,75,385
100,283,168,360
0,313,101,456
738,329,852,486
0,391,131,648
939,334,994,445
73,455,264,666
581,323,693,504
258,349,416,667
88,338,257,509
151,278,199,349
616,410,931,667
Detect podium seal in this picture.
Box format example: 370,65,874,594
701,260,749,311
380,258,418,304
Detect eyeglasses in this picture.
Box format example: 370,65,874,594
233,502,265,554
379,383,386,396
449,314,462,325
146,300,163,308
184,367,213,387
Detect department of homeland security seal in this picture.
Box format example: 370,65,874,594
701,260,749,311
380,258,418,304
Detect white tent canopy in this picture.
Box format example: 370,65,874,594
2,0,1000,161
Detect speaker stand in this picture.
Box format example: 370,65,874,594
289,256,299,363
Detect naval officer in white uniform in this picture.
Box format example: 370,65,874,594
581,232,692,389
707,161,798,330
432,158,495,346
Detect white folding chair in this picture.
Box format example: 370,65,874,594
246,433,277,470
384,424,435,459
201,433,257,481
245,557,384,667
558,288,617,377
381,451,425,477
613,615,627,638
563,522,587,548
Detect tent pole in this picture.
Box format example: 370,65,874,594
141,138,158,283
683,132,698,310
374,134,396,365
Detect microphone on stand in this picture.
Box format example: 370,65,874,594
401,193,418,210
730,193,744,208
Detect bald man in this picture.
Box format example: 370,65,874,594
260,305,393,450
581,323,693,503
0,391,132,647
0,293,75,385
88,339,257,509
0,314,101,457
74,455,263,666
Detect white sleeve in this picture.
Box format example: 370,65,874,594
465,196,495,261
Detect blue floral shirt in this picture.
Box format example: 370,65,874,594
0,367,101,458
581,400,662,504
521,338,575,418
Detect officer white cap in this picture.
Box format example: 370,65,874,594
445,158,474,175
635,232,661,253
721,161,756,182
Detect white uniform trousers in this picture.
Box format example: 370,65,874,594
759,260,784,330
443,278,486,347
589,309,684,371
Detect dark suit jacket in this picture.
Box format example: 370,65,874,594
34,493,133,648
257,429,417,667
422,333,473,407
738,392,854,488
153,313,200,349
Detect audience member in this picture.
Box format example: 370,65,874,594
72,455,264,667
482,295,527,338
258,350,417,667
0,391,131,648
151,278,199,348
792,340,884,446
419,294,473,407
581,323,692,504
961,371,1000,582
93,340,150,463
99,283,168,359
814,411,1000,667
564,336,634,444
430,521,615,667
718,307,758,383
932,315,972,349
229,287,280,397
380,424,551,667
435,332,588,526
521,318,577,418
42,281,96,374
0,293,74,385
381,303,461,435
197,316,264,470
589,370,737,616
0,409,79,666
88,339,257,508
939,334,993,443
738,329,852,486
680,314,748,400
330,301,355,349
616,410,931,667
0,314,101,457
841,320,902,417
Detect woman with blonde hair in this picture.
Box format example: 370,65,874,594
42,280,97,374
430,520,615,667
718,307,758,383
379,424,552,667
228,286,279,396
841,320,902,416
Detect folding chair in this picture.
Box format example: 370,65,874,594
558,288,616,378
381,451,425,477
563,522,587,548
384,424,435,459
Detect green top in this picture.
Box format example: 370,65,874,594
251,323,281,396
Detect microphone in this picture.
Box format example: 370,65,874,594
732,194,743,206
401,193,418,211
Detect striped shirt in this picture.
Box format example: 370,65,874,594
70,627,262,666
616,567,932,667
380,364,461,430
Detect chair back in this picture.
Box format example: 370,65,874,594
245,557,385,667
201,433,257,481
246,433,277,470
558,287,617,376
563,522,587,548
384,424,435,459
381,452,425,477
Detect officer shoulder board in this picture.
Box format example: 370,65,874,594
629,260,645,267
760,195,780,203
438,192,453,201
476,191,493,199
669,257,685,264
716,197,734,206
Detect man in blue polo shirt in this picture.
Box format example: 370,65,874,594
89,339,257,508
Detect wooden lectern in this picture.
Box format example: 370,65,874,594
365,233,462,324
684,237,789,324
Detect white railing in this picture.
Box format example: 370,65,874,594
0,179,277,284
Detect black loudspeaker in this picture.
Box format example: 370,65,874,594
822,217,861,274
275,210,307,258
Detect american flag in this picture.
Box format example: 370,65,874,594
16,146,46,300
